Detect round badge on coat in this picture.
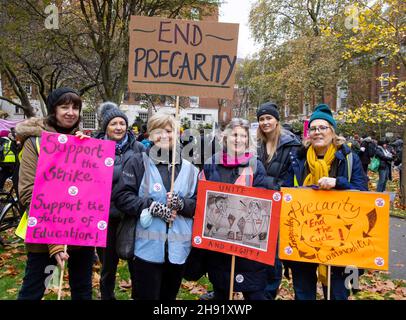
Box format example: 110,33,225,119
153,183,162,192
235,274,244,283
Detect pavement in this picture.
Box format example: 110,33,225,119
389,216,406,279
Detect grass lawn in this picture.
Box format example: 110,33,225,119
1,169,404,300
1,226,405,300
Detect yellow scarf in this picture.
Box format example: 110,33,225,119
303,143,336,286
303,144,337,186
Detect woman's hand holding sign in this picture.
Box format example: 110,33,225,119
318,177,336,190
54,251,69,268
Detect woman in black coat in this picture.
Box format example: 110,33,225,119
95,102,145,300
256,102,301,299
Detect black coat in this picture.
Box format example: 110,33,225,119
201,154,270,293
95,131,145,218
359,139,376,165
257,130,301,189
114,146,197,220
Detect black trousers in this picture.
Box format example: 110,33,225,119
132,256,185,300
97,217,136,300
18,249,94,300
0,165,13,190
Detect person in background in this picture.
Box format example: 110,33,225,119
286,104,368,300
359,136,377,175
256,102,301,299
0,130,17,191
16,87,94,300
375,140,393,192
115,112,199,300
94,102,145,300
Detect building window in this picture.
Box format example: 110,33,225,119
190,8,200,20
139,112,148,122
189,96,199,108
22,83,32,97
15,106,24,115
192,114,206,121
82,111,97,129
379,92,390,103
165,96,175,107
284,105,290,118
380,73,390,87
303,103,310,116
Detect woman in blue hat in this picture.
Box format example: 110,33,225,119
285,104,368,300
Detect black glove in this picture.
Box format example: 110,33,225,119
167,192,184,211
149,201,172,223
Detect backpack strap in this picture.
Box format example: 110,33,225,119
346,152,353,182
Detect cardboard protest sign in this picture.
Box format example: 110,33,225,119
192,180,282,265
128,16,239,99
279,188,390,270
25,132,116,247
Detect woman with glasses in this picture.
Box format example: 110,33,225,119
256,102,302,299
199,118,270,300
285,104,368,300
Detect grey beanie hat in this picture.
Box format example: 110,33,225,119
100,102,128,133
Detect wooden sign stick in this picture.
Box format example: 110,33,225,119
169,96,180,228
229,255,236,300
327,265,331,300
57,245,68,300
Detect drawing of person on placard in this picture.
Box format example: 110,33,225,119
243,200,269,245
205,195,230,239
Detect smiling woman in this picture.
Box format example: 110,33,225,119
93,101,145,300
15,87,95,300
285,103,368,301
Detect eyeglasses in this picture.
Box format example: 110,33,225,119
309,125,330,133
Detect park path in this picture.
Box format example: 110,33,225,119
389,216,406,279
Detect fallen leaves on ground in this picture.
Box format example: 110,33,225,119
118,280,132,291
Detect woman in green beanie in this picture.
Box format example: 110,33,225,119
285,104,368,300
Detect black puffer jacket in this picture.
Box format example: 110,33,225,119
114,146,197,220
257,130,301,189
95,131,145,218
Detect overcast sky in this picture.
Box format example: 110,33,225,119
219,0,261,58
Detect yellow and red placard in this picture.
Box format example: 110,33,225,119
192,180,282,265
279,188,390,270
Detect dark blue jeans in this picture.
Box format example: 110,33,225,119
377,167,390,192
18,248,94,300
290,261,350,300
264,254,282,299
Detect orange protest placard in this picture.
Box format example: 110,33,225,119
128,16,239,99
279,188,390,270
192,180,282,265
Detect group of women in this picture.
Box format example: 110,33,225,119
16,87,368,300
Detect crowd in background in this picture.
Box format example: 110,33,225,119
0,87,403,301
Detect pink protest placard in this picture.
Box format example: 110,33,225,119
303,120,310,139
25,132,116,247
